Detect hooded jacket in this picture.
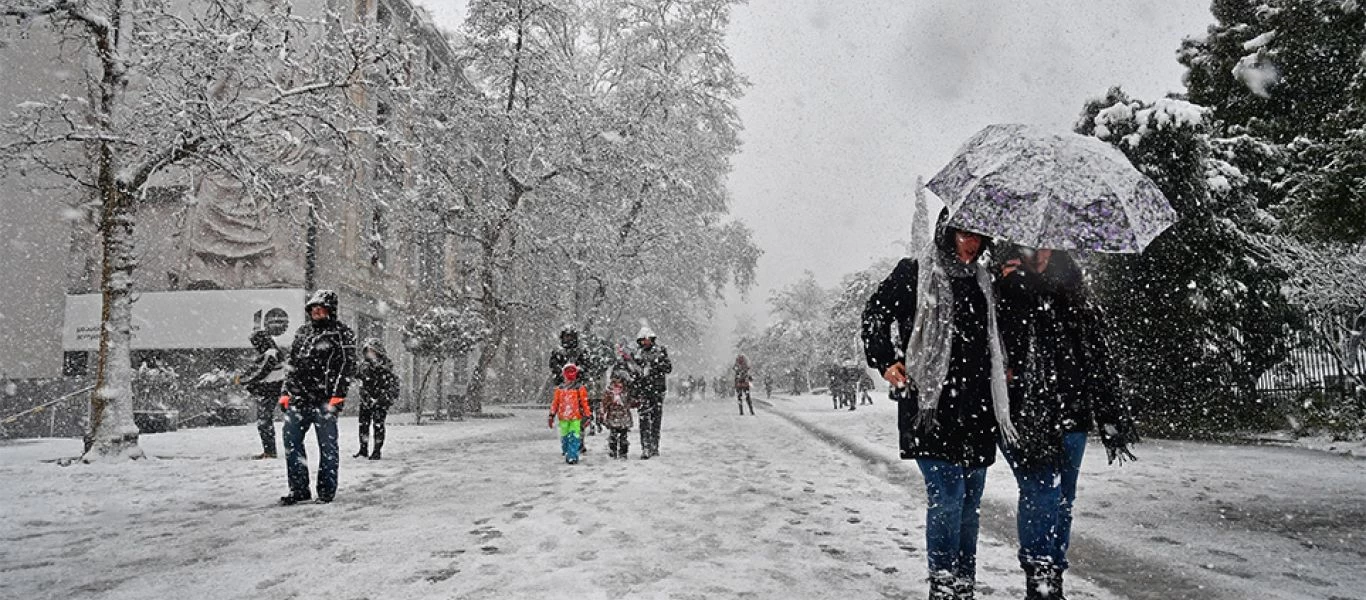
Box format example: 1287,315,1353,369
996,250,1137,466
357,338,400,409
284,289,358,404
630,327,672,401
861,212,1008,468
241,330,286,396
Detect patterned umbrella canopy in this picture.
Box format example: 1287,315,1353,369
926,124,1178,253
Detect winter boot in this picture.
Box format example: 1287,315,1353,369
1024,562,1058,599
928,571,956,600
279,493,311,506
253,452,277,460
952,575,975,600
1050,569,1067,600
368,447,382,460
353,443,369,459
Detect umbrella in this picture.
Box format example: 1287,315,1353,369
926,123,1178,253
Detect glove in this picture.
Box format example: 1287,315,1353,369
327,396,344,413
278,395,290,410
1102,424,1138,466
547,415,556,429
911,408,939,436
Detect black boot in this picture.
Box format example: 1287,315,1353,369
1051,569,1067,600
279,493,311,506
928,571,956,600
353,443,368,458
1024,562,1058,600
368,446,382,460
952,575,975,600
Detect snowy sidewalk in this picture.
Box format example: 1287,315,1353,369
762,393,1366,600
1,402,1121,600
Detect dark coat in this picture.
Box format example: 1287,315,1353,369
549,344,587,386
997,263,1137,467
357,341,399,409
630,344,672,401
242,330,285,397
862,257,1001,469
284,290,357,404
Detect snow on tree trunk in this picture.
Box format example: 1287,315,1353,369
83,184,144,461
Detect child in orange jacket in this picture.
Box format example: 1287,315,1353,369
549,363,592,464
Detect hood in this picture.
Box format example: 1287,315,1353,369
304,289,339,320
933,208,986,276
361,337,389,363
635,324,657,342
249,330,277,354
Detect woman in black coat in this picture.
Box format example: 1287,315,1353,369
995,247,1138,599
862,209,1016,600
354,338,399,460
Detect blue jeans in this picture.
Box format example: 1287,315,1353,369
1002,432,1087,569
282,404,340,500
916,459,988,579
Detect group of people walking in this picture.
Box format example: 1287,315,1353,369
547,325,672,463
862,209,1137,600
237,289,398,506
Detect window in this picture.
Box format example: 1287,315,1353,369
369,204,388,270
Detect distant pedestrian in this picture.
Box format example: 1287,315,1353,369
763,376,773,399
601,369,638,459
862,209,1018,599
549,363,592,465
858,369,875,405
733,355,754,415
279,289,357,506
354,338,399,460
238,329,286,459
628,325,671,459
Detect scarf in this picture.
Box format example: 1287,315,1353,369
904,244,1019,445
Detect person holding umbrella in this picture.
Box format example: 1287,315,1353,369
926,123,1174,599
863,208,1018,600
994,247,1138,599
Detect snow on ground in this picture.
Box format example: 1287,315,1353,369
0,401,1125,600
763,393,1366,600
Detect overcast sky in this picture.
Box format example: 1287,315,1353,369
416,0,1213,371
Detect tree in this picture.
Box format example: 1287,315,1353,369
1179,0,1366,242
0,0,390,460
402,302,488,423
1077,88,1297,436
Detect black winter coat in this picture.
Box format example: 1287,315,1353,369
996,267,1137,467
630,344,672,401
357,359,400,409
862,258,1001,468
242,330,285,397
550,345,587,385
284,318,357,404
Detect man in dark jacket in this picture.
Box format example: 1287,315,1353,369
629,325,671,459
354,338,399,460
278,289,356,505
239,329,286,459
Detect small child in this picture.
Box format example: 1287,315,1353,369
549,363,592,465
601,372,638,459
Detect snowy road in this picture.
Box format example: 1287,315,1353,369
1,401,1124,600
764,393,1366,600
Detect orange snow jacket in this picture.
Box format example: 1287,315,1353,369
551,385,591,421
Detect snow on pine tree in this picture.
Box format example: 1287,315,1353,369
1075,88,1297,436
0,1,394,461
1180,0,1366,243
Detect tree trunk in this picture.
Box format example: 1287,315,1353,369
82,182,145,461
413,357,440,425
464,328,503,415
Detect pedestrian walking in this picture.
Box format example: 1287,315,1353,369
862,209,1018,600
601,369,638,459
278,289,357,505
238,329,285,459
858,369,875,405
763,376,773,399
733,355,754,415
628,325,671,459
549,363,592,465
354,338,399,461
995,246,1138,599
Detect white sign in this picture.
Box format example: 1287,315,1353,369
63,289,306,351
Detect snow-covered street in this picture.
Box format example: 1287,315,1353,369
3,400,1125,600
765,393,1366,600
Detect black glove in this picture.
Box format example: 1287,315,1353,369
911,408,939,436
1105,441,1137,466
